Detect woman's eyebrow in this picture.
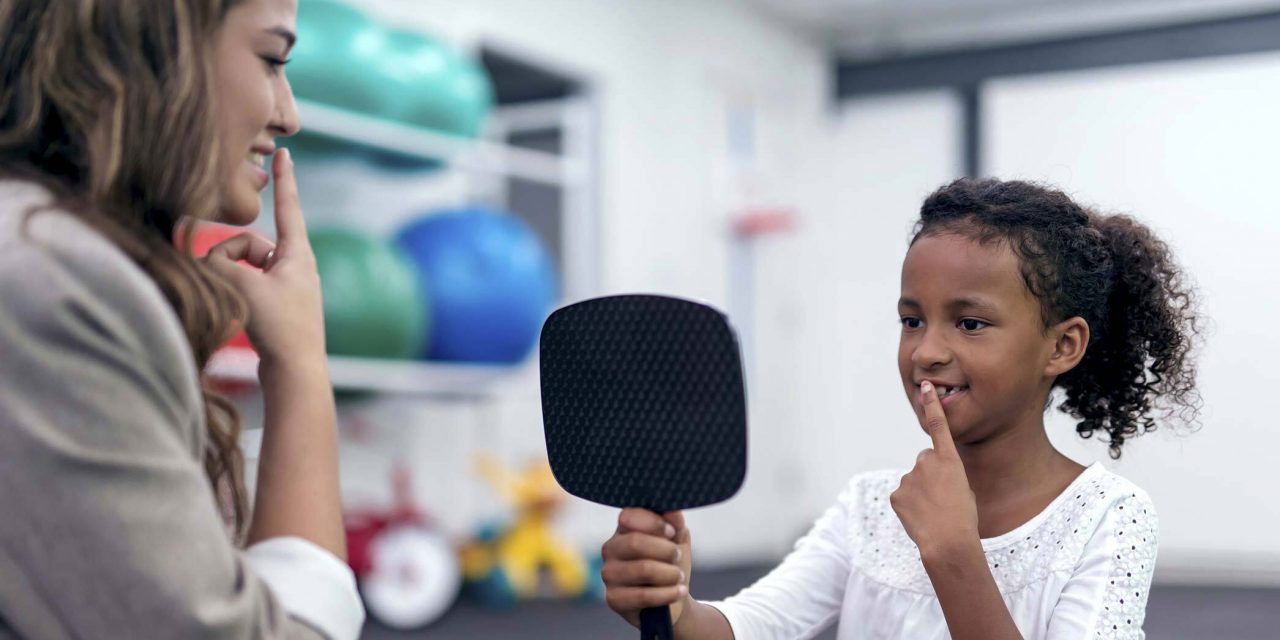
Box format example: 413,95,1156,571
265,26,296,50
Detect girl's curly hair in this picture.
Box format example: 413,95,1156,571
912,178,1203,458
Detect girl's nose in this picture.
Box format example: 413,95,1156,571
911,329,953,369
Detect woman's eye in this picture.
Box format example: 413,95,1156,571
260,55,290,72
899,317,923,330
959,318,989,331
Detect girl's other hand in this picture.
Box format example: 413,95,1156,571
601,508,693,628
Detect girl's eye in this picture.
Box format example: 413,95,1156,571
899,317,923,330
959,318,989,332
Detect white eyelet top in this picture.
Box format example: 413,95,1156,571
707,462,1158,639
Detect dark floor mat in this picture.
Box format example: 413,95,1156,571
360,565,1280,639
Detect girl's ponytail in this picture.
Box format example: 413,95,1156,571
1059,214,1203,457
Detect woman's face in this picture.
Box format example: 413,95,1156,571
212,0,300,225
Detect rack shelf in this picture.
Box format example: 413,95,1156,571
294,99,586,187
206,349,524,399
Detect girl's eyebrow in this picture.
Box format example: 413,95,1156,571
897,296,1000,313
950,296,1000,313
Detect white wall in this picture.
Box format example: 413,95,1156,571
984,52,1280,585
304,0,834,567
750,91,963,529
269,1,1280,585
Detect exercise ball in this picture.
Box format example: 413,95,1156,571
376,30,493,138
284,1,391,161
179,221,266,350
438,55,495,138
378,31,488,137
290,1,390,115
178,222,263,393
311,228,429,359
364,31,492,170
394,208,557,363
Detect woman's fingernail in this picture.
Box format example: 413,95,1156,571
921,380,933,395
674,548,682,563
678,585,688,596
664,524,676,538
679,570,686,584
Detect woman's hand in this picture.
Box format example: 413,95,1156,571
891,380,981,560
601,508,693,629
204,148,325,367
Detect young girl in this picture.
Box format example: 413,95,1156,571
1,1,362,637
600,178,1202,639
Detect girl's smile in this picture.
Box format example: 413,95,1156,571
898,233,1060,445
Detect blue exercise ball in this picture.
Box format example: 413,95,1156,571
395,208,558,363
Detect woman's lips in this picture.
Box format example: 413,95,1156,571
247,158,268,189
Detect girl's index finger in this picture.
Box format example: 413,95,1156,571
271,148,306,244
919,381,958,456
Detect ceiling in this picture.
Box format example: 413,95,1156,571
745,0,1280,59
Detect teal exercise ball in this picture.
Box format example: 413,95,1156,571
286,1,392,160
311,228,429,359
439,54,495,138
290,0,388,115
376,30,494,138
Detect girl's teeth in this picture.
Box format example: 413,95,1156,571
249,153,264,167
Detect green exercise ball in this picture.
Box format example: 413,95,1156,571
311,228,429,359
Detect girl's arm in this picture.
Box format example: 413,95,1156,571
919,540,1023,640
603,478,857,640
1045,490,1158,639
672,599,735,639
696,479,858,639
892,380,1023,640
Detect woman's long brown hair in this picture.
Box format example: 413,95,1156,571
0,0,253,538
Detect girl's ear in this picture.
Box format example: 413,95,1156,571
1045,316,1090,377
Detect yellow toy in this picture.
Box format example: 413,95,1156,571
460,456,602,607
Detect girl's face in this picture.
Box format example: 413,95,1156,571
212,0,300,225
897,233,1061,445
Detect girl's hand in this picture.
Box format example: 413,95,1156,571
204,149,325,367
891,381,981,560
601,509,693,629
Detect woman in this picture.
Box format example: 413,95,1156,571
0,1,363,637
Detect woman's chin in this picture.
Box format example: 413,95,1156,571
216,196,261,226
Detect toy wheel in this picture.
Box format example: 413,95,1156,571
360,525,461,629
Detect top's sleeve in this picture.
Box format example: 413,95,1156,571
0,236,363,639
1046,489,1159,640
244,537,364,639
703,478,859,640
